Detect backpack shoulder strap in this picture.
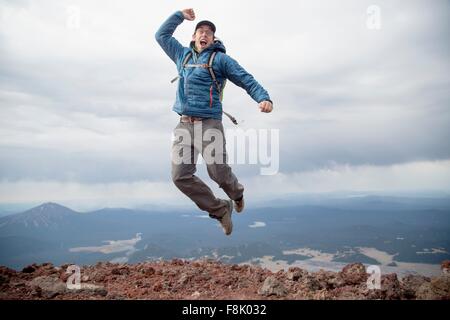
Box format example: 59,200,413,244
182,51,193,68
207,51,222,93
171,52,193,83
207,51,237,125
208,51,227,101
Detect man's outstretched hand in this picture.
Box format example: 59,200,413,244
259,100,273,113
182,8,195,21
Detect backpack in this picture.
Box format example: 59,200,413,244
171,49,238,125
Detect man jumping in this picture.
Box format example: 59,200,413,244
155,8,273,235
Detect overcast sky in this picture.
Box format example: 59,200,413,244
0,0,449,210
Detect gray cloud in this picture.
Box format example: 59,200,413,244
0,0,449,201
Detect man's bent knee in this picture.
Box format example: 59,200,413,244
171,170,183,185
171,166,194,187
207,164,231,182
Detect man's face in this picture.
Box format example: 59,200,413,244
192,25,214,52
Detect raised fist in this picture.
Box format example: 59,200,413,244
181,8,195,21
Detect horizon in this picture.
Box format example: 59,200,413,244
1,189,450,215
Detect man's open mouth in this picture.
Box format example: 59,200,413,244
200,40,207,46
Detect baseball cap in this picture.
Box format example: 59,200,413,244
195,20,216,34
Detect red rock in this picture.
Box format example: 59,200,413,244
287,267,305,281
0,259,448,300
258,276,287,297
340,263,368,285
28,276,66,299
152,281,163,292
141,266,155,276
316,270,345,289
401,275,430,299
22,265,36,273
441,260,450,274
230,264,241,271
171,258,184,266
111,266,130,275
302,274,322,291
415,277,449,300
380,273,403,300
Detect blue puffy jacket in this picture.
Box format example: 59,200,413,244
155,11,272,120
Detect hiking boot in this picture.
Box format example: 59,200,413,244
219,200,233,236
234,196,244,213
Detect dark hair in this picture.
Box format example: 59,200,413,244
195,20,216,34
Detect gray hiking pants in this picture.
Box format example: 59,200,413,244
171,118,244,219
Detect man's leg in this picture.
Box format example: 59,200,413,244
202,119,244,202
171,121,229,218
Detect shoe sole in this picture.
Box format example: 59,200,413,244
221,200,233,235
234,200,244,213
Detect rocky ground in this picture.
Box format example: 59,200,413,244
0,260,449,300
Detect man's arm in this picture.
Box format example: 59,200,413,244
155,11,189,63
222,55,273,113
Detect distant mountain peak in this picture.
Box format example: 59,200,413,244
0,202,79,229
25,202,78,215
35,202,71,210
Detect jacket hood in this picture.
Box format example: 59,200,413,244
190,38,226,54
